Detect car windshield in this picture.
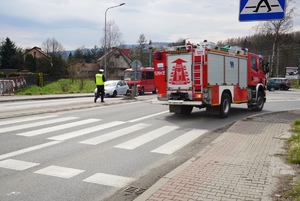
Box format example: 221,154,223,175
124,72,141,81
105,81,117,86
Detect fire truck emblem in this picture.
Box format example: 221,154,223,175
169,58,190,85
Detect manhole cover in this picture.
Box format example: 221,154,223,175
124,186,146,195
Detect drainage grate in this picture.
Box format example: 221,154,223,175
124,186,146,195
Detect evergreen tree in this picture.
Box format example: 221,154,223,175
0,37,18,69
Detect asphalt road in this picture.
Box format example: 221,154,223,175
0,90,300,201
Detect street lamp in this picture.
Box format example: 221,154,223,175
104,3,125,77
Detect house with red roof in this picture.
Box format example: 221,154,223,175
97,47,132,79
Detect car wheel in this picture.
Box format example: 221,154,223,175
113,90,117,97
139,87,145,95
269,87,275,92
219,93,231,118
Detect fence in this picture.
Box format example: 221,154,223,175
0,77,27,95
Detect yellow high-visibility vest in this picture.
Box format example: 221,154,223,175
95,74,104,85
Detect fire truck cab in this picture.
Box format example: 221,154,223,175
124,67,156,95
153,41,269,118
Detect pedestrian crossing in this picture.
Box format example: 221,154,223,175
1,115,208,155
0,114,208,189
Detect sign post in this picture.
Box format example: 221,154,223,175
130,60,142,97
239,0,286,21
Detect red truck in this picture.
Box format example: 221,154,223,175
152,41,269,118
124,67,156,95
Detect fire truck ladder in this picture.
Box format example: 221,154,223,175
193,51,203,92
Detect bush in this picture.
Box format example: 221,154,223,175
0,72,6,78
288,120,300,164
8,72,20,77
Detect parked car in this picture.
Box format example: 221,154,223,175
94,80,129,97
267,77,291,91
266,79,280,91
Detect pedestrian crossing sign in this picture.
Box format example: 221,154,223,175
239,0,286,21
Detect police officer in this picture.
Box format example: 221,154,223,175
94,69,106,103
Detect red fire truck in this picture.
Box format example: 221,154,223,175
124,67,156,95
153,41,269,118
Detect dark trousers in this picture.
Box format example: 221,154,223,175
96,85,105,102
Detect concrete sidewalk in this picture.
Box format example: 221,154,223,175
135,111,300,201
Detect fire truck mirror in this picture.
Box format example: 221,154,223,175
262,60,270,73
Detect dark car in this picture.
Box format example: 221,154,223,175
267,77,291,91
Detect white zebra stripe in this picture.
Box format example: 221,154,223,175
0,159,39,171
0,117,79,133
114,125,178,150
79,123,150,145
0,141,62,160
48,121,126,141
83,173,134,188
0,115,57,126
151,129,207,154
17,119,101,137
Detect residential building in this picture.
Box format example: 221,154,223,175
97,47,132,79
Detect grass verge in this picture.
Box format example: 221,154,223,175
16,79,95,95
273,119,300,200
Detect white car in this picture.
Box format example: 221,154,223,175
94,80,129,97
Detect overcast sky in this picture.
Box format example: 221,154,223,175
0,0,299,50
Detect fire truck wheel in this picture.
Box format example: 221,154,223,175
220,93,231,118
152,88,157,94
252,91,264,111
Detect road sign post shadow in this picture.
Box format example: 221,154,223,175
239,0,286,21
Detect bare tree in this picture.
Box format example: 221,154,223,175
102,20,123,50
42,37,64,57
41,38,67,78
253,0,296,77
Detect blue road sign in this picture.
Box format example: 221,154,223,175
239,0,286,21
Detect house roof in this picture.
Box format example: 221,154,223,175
97,47,132,63
23,46,51,59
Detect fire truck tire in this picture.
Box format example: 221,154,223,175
139,87,145,95
220,93,231,118
252,91,264,111
152,88,157,94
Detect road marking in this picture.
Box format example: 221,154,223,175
79,123,150,145
151,129,207,154
0,159,39,171
115,125,178,150
0,117,79,133
0,141,62,160
17,119,101,137
128,111,169,123
83,173,134,187
35,165,85,178
48,121,126,141
0,115,58,126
